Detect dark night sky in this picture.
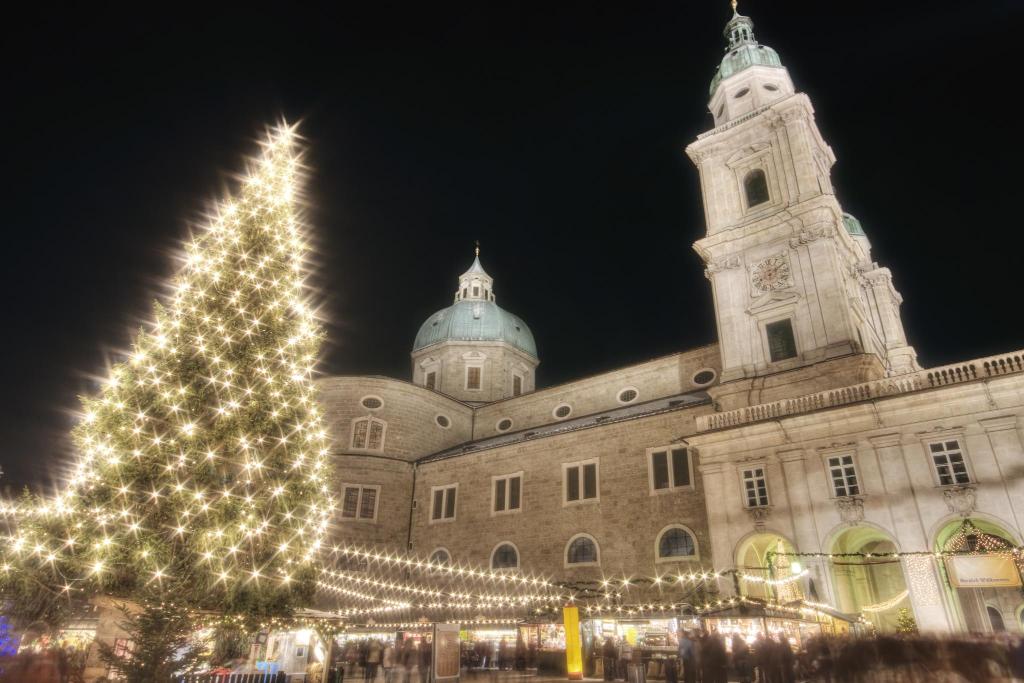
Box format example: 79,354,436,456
1,2,1021,489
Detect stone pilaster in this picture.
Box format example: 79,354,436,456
980,415,1024,534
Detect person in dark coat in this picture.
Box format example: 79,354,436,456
753,632,772,683
418,638,432,683
603,637,618,681
774,634,794,683
677,631,696,683
731,634,751,683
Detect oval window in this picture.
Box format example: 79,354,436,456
496,418,513,432
435,415,451,429
360,396,384,410
617,388,639,404
764,83,779,92
734,87,750,98
553,404,572,419
692,369,717,387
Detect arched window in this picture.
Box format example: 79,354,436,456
351,416,386,451
656,526,698,561
744,169,770,208
988,605,1006,632
429,548,451,566
490,543,519,570
565,535,600,566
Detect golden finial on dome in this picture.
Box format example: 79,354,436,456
475,240,480,257
731,0,738,13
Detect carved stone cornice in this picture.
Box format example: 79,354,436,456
942,485,977,517
788,223,833,249
979,415,1019,433
868,433,902,449
705,254,741,275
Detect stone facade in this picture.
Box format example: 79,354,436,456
314,8,1024,636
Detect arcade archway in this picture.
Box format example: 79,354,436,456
735,532,801,601
829,527,908,632
936,518,1024,633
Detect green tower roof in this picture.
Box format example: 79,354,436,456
710,11,785,97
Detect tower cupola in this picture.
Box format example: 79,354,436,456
709,3,795,126
455,244,495,303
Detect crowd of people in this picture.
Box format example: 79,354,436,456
335,637,432,683
602,628,1024,683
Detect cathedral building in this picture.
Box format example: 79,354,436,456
320,8,1024,634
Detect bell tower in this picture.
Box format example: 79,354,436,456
687,5,917,409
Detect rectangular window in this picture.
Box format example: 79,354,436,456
742,467,769,507
431,485,458,522
513,374,523,397
827,455,860,497
766,319,798,362
425,371,436,390
493,473,523,514
466,366,482,390
351,417,385,451
648,447,693,492
564,460,599,504
930,440,970,486
340,485,380,521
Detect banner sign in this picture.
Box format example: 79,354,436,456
946,555,1022,588
564,606,583,681
433,623,461,681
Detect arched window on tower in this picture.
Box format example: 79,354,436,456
744,168,770,208
657,526,698,561
351,416,386,451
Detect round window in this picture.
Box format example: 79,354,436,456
617,388,639,404
553,404,572,419
692,369,717,387
734,87,750,98
496,418,513,432
435,415,451,429
360,396,384,410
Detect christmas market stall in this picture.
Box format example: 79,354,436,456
699,600,860,651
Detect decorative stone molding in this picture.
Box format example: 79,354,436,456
835,496,865,526
746,506,771,531
705,255,741,278
979,415,1019,433
942,486,977,517
788,223,833,248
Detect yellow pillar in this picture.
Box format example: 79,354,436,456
563,605,583,680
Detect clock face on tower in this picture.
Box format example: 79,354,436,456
751,254,792,292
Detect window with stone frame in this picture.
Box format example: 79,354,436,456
512,373,523,397
827,454,860,497
766,319,798,362
493,473,522,514
648,447,693,493
929,439,971,486
350,416,386,451
425,371,437,390
744,168,770,207
340,485,380,521
657,527,697,560
466,365,482,390
564,460,599,505
431,485,458,522
491,543,519,570
742,467,770,507
566,535,599,565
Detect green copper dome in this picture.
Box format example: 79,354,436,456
413,300,538,358
710,12,785,97
842,213,866,237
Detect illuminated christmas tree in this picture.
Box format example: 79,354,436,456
1,125,332,628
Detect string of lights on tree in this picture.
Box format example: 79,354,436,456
0,124,334,623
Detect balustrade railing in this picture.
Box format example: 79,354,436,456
696,350,1024,432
